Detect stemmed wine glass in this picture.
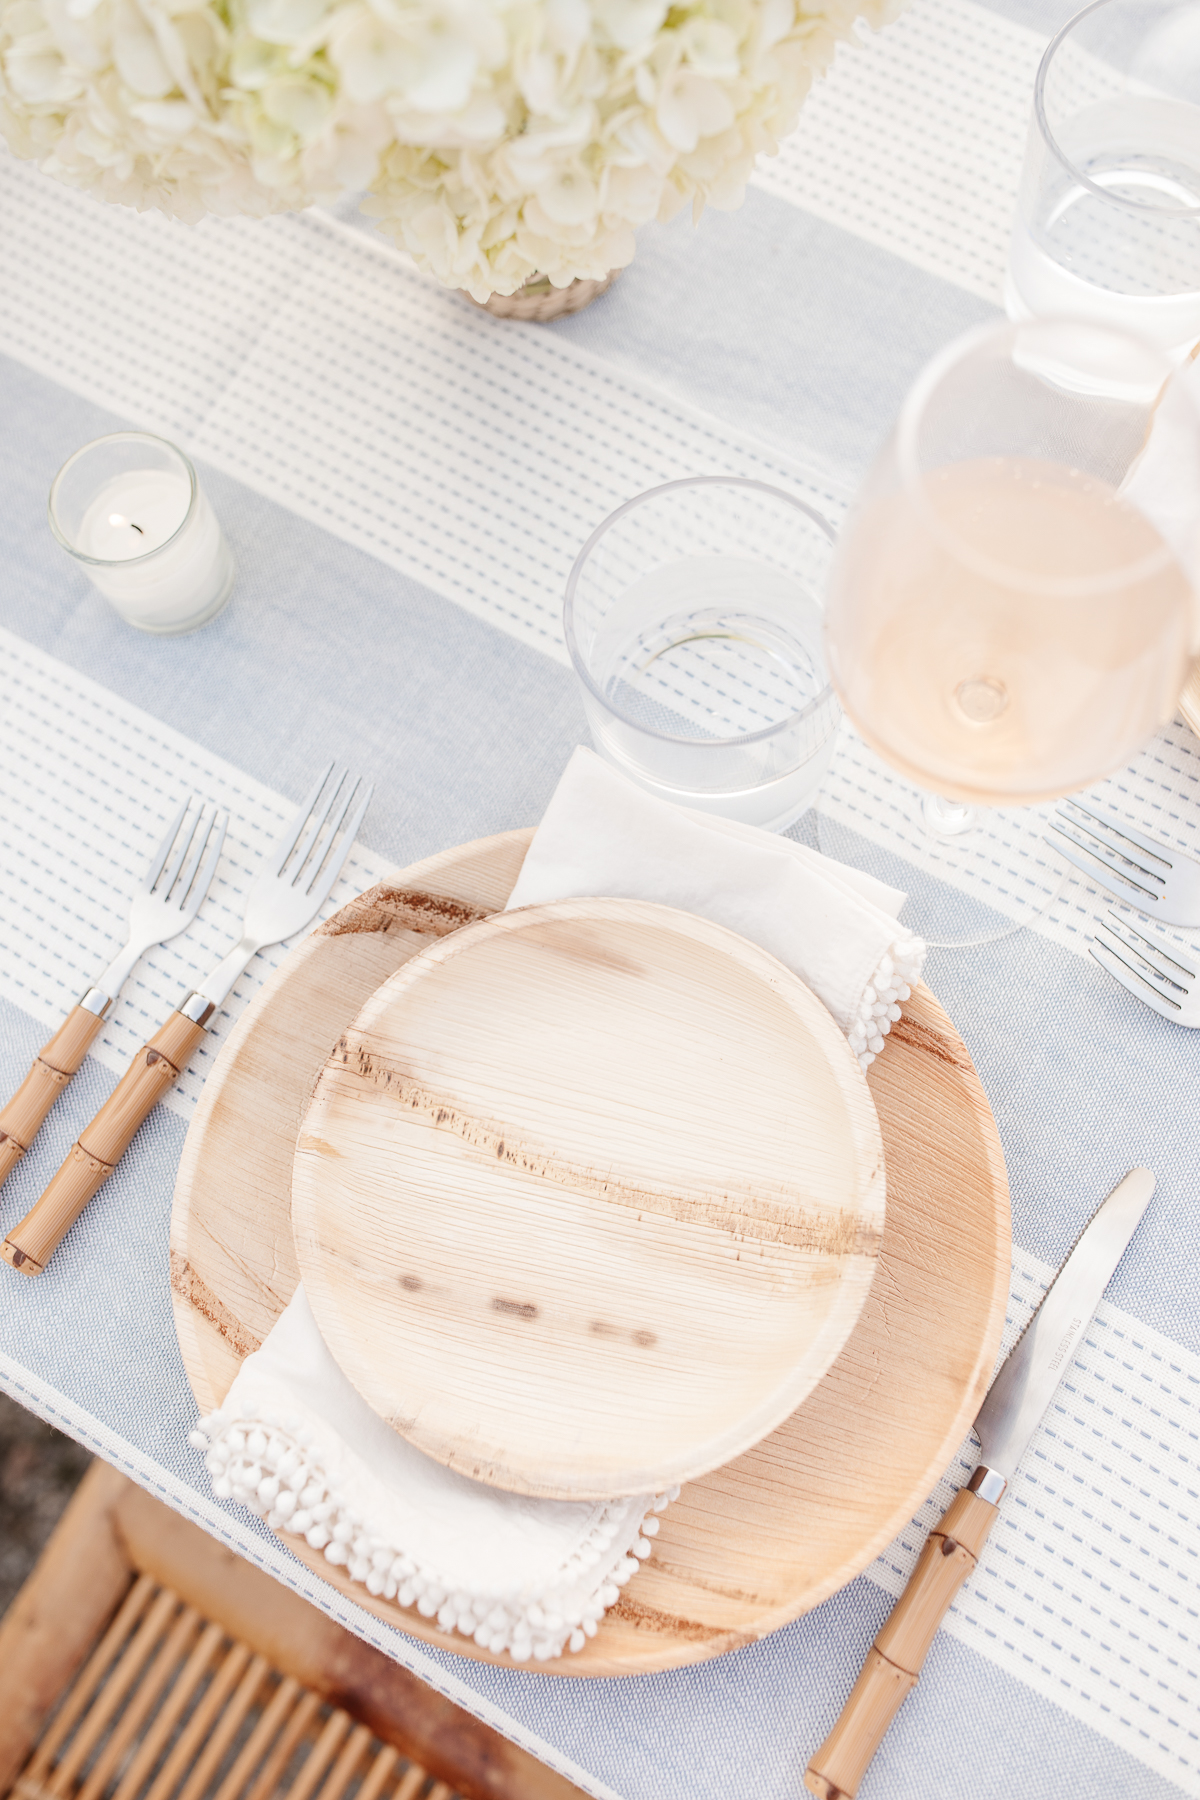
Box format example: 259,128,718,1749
820,315,1200,946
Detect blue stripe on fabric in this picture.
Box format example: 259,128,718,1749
323,184,999,483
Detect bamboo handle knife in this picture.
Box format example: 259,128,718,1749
804,1478,999,1798
804,1167,1155,1800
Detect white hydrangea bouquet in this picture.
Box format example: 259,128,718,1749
0,0,900,302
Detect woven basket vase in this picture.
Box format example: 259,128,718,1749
472,270,620,321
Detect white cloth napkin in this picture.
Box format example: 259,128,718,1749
509,749,926,1068
192,747,925,1660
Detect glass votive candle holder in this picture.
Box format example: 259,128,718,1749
49,433,235,634
564,477,842,832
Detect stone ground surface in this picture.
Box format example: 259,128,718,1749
0,1389,92,1617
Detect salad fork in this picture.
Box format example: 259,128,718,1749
1090,912,1200,1026
3,763,372,1276
0,799,227,1191
1046,798,1200,928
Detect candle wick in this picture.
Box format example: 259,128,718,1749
130,521,144,534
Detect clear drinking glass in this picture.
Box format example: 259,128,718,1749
822,316,1200,943
564,478,842,831
1007,0,1200,361
49,433,235,635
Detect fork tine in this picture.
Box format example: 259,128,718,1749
1062,798,1176,871
286,767,349,888
266,762,336,878
1099,912,1197,983
1095,917,1188,998
301,779,373,905
167,802,213,909
184,808,228,917
299,777,370,898
1090,932,1184,1018
155,800,206,899
1044,823,1163,904
142,798,191,894
1053,806,1166,885
170,806,223,914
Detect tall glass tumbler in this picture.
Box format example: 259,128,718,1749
1006,0,1200,360
564,478,842,831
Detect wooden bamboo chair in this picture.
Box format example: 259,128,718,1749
0,1464,588,1800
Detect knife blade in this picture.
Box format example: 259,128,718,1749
804,1167,1155,1800
971,1165,1155,1496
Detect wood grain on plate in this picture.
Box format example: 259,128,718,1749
292,897,886,1500
171,829,1011,1677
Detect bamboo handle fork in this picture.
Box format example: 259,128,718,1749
3,764,371,1276
0,800,227,1192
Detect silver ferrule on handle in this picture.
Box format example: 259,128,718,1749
178,992,218,1027
967,1464,1007,1505
78,986,114,1019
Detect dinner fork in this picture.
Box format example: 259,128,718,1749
1090,912,1200,1026
0,799,227,1191
1045,797,1200,928
2,763,372,1276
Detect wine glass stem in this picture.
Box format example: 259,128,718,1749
922,793,979,838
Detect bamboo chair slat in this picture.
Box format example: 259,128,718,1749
13,1774,54,1800
348,1746,400,1800
207,1678,303,1800
171,1656,271,1800
280,1711,354,1800
76,1609,204,1800
315,1723,371,1800
23,1579,159,1782
138,1643,254,1800
48,1591,182,1795
238,1694,322,1800
392,1769,429,1800
108,1624,224,1800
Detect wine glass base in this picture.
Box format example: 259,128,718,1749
816,790,1069,950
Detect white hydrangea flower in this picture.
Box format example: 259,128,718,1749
0,0,905,296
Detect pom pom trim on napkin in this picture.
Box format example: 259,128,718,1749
190,1407,676,1661
843,940,925,1069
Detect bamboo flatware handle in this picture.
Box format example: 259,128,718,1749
0,1003,109,1187
804,1483,999,1800
1,1010,208,1276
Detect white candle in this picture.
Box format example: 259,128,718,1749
49,434,235,634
